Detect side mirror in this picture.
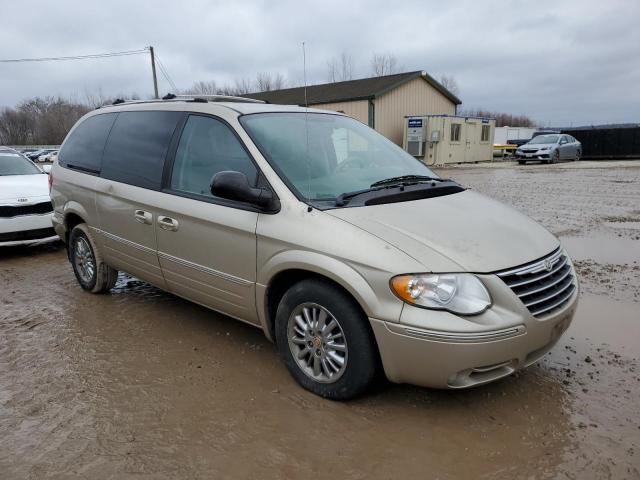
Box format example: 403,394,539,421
211,171,276,209
41,164,52,174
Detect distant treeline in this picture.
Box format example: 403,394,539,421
459,108,536,127
1,93,537,145
0,97,90,145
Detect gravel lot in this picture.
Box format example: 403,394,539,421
1,161,639,479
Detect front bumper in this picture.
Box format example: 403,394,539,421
0,213,59,247
516,150,550,159
370,273,579,389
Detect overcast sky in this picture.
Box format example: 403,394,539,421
1,0,638,126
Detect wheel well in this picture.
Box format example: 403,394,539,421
266,269,368,342
63,213,86,257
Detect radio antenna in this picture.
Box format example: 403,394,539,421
302,42,308,108
302,41,312,209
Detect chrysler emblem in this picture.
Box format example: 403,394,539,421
543,259,553,271
17,197,29,203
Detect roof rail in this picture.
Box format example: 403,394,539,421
173,94,264,104
97,94,265,109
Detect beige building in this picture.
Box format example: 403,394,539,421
245,71,461,146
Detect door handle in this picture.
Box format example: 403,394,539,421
157,215,179,232
134,209,152,225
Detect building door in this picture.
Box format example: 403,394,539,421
464,122,478,162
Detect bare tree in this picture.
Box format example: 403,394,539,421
0,108,31,144
439,75,460,97
232,77,254,95
0,96,89,145
371,53,399,76
255,72,286,92
327,52,355,82
184,80,219,96
459,108,536,127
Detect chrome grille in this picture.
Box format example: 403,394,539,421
496,248,576,318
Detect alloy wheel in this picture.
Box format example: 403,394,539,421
287,303,348,383
74,237,95,284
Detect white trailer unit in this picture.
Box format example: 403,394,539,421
403,115,495,165
493,126,536,145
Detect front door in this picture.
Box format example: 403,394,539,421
155,114,261,324
558,135,571,159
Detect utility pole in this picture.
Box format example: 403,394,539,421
149,46,159,99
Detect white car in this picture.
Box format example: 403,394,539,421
0,151,58,247
37,150,59,163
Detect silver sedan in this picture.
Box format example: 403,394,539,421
516,134,582,164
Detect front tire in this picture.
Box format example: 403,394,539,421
69,224,118,293
275,278,378,400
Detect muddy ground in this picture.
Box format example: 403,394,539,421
1,161,639,479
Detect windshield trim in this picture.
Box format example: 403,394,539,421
238,111,441,209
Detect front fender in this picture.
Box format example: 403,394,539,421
256,249,404,341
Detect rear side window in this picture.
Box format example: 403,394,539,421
101,111,182,189
59,113,117,173
169,115,258,197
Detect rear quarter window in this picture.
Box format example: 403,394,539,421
59,113,117,173
101,110,183,189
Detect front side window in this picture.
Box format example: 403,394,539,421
240,113,438,202
450,123,461,142
170,115,258,197
101,111,182,189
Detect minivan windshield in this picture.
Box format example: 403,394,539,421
0,153,41,176
529,134,559,144
240,113,439,202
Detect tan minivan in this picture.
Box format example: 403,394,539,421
51,96,579,399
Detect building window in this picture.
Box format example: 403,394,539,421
481,125,490,142
450,123,461,142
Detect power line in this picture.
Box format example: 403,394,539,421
0,49,149,63
154,54,177,92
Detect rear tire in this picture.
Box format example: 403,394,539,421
575,150,581,161
274,278,378,400
69,224,118,293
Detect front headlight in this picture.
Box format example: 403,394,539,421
390,273,491,315
539,146,549,150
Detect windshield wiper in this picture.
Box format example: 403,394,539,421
335,176,451,207
335,187,382,207
370,174,443,188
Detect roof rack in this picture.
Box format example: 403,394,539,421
98,93,265,109
173,94,264,104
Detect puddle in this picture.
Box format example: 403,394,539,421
561,234,640,265
567,294,640,353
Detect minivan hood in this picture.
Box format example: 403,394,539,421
326,190,559,273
